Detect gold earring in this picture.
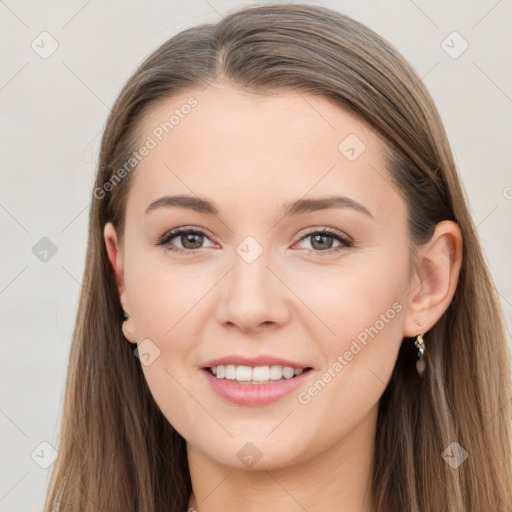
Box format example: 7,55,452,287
414,333,426,376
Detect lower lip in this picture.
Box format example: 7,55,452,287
202,368,313,406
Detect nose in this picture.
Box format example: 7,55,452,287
215,245,291,333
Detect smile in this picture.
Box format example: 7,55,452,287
207,364,311,383
202,366,314,406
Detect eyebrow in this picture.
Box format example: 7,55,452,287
145,194,374,220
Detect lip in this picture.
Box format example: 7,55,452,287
202,367,314,406
202,355,311,369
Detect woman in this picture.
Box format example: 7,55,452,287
44,3,512,511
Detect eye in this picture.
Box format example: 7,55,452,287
152,226,353,256
153,227,216,255
293,228,353,255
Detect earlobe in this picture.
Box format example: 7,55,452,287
121,317,137,344
403,220,463,337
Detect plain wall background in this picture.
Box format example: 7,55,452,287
0,1,511,510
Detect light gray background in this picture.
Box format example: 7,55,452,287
1,1,511,510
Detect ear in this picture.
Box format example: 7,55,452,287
104,222,136,343
403,220,463,337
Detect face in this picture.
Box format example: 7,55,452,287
105,84,415,470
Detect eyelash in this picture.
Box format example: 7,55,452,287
153,226,354,256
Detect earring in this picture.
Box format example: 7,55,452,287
414,333,426,376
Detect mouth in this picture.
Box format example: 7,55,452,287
203,365,314,384
202,363,315,406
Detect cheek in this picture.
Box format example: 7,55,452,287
290,245,408,349
288,261,407,454
125,250,205,336
127,260,210,437
290,246,408,407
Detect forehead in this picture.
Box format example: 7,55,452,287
125,84,403,223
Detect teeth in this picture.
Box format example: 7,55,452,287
236,365,252,381
225,365,236,380
269,365,284,380
209,365,307,383
252,366,270,381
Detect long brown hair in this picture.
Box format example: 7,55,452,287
44,4,512,511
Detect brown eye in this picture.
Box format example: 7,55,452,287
295,228,353,255
179,232,204,249
156,227,215,254
310,233,336,250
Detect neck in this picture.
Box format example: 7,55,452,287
186,403,378,512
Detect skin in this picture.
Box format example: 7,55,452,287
104,83,462,512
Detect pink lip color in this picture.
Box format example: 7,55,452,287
202,368,313,406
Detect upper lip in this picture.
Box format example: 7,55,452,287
202,355,312,369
